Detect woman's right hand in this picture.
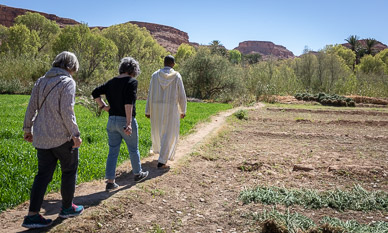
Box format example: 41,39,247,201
124,125,132,136
72,136,82,148
24,132,33,142
101,105,110,112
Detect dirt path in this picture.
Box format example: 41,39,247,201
47,104,387,232
0,104,263,233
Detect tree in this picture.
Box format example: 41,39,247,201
293,53,318,91
102,23,166,62
53,24,118,81
315,51,352,93
345,35,359,52
324,44,356,70
242,53,261,65
345,35,363,67
181,47,243,100
376,49,388,75
15,12,60,52
1,24,39,56
209,40,228,57
175,43,196,64
357,55,384,74
365,38,378,55
356,55,387,97
0,25,9,53
229,49,242,64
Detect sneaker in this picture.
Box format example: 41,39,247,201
106,182,119,191
157,162,170,169
59,203,84,218
134,171,149,183
22,214,53,229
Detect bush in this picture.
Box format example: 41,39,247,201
0,79,32,94
181,47,245,102
294,92,355,107
234,109,248,120
0,53,51,83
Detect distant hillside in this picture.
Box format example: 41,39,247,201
234,41,295,59
129,21,191,53
0,4,79,27
0,4,191,53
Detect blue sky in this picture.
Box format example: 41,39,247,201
1,0,387,55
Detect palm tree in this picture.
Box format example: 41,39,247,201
365,38,378,55
345,35,360,52
345,35,362,68
209,40,228,57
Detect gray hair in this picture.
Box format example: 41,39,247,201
52,51,79,73
119,57,141,77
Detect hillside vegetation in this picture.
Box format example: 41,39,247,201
0,13,387,103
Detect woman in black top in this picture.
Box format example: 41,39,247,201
92,57,148,191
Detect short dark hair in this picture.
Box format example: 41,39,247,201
164,55,175,67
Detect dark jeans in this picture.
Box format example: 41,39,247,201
29,141,78,212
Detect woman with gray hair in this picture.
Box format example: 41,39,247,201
22,51,84,229
92,57,149,191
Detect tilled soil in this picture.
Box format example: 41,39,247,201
2,104,388,232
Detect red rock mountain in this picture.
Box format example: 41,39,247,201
0,4,190,53
234,41,295,59
0,4,79,27
129,21,190,53
1,4,298,57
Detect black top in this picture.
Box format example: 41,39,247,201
92,76,137,117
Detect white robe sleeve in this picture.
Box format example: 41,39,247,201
145,76,154,115
177,74,187,114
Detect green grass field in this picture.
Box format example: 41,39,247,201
0,94,231,212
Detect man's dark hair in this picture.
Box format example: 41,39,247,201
164,55,175,67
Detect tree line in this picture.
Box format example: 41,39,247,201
0,12,387,103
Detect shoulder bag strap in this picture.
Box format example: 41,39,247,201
38,80,62,111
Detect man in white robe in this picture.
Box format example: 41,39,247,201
145,55,187,168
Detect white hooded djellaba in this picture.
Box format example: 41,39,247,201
145,67,187,164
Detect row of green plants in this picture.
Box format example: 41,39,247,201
1,12,388,104
245,208,388,233
0,95,232,212
239,184,388,211
240,185,388,232
294,93,356,107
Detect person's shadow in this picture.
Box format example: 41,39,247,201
19,159,169,233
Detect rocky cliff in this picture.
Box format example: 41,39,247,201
129,21,190,53
0,4,192,54
235,41,295,59
0,4,80,27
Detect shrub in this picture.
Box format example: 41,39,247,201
294,92,355,107
234,109,248,120
181,47,245,102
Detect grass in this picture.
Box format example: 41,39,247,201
247,208,388,233
0,94,231,212
239,184,388,211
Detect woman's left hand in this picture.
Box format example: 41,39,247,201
124,125,132,136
